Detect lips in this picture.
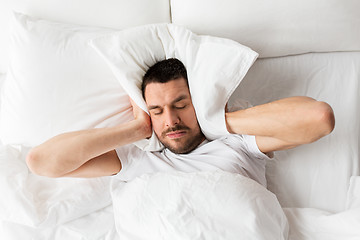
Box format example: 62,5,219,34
166,131,186,139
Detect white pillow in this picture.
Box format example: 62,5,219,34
0,0,171,74
171,0,360,58
0,12,134,146
111,171,289,240
90,24,258,150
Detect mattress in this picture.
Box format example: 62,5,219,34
1,51,360,239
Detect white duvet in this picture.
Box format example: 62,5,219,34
1,144,360,240
0,144,288,240
111,171,288,240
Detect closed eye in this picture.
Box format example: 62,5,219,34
173,100,189,110
151,109,163,115
174,105,186,109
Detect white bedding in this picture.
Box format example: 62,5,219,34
284,206,360,240
1,205,118,240
111,171,288,240
0,73,4,143
0,144,359,239
1,51,359,239
0,144,117,239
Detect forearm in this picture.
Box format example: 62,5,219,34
26,119,151,177
225,96,335,144
61,150,121,178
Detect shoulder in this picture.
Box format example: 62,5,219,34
217,134,247,146
115,143,146,161
218,134,273,160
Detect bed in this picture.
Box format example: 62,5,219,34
0,0,359,239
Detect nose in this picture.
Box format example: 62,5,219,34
164,107,180,127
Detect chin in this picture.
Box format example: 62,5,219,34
167,145,196,154
161,141,189,154
160,135,205,154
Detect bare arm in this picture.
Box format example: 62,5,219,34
225,96,335,154
26,100,151,178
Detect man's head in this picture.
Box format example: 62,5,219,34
142,58,205,154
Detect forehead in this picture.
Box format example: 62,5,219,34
144,78,191,105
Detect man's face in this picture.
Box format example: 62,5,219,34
144,78,205,154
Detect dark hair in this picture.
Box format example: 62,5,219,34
142,58,188,98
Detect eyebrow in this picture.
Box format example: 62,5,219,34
148,95,189,111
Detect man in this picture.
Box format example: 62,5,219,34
26,59,335,186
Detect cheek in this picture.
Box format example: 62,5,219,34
182,108,199,128
151,118,163,136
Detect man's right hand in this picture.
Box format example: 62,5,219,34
130,98,152,139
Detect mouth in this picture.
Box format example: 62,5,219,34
166,130,187,139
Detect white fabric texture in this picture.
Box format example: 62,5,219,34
171,0,360,58
111,171,289,240
346,176,360,210
0,144,112,229
1,207,119,240
0,73,5,119
0,5,10,73
0,12,135,147
0,0,171,74
284,208,360,240
115,134,269,186
90,24,258,151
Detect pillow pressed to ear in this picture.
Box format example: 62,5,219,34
90,24,258,150
0,12,134,147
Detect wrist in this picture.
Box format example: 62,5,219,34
225,112,235,134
